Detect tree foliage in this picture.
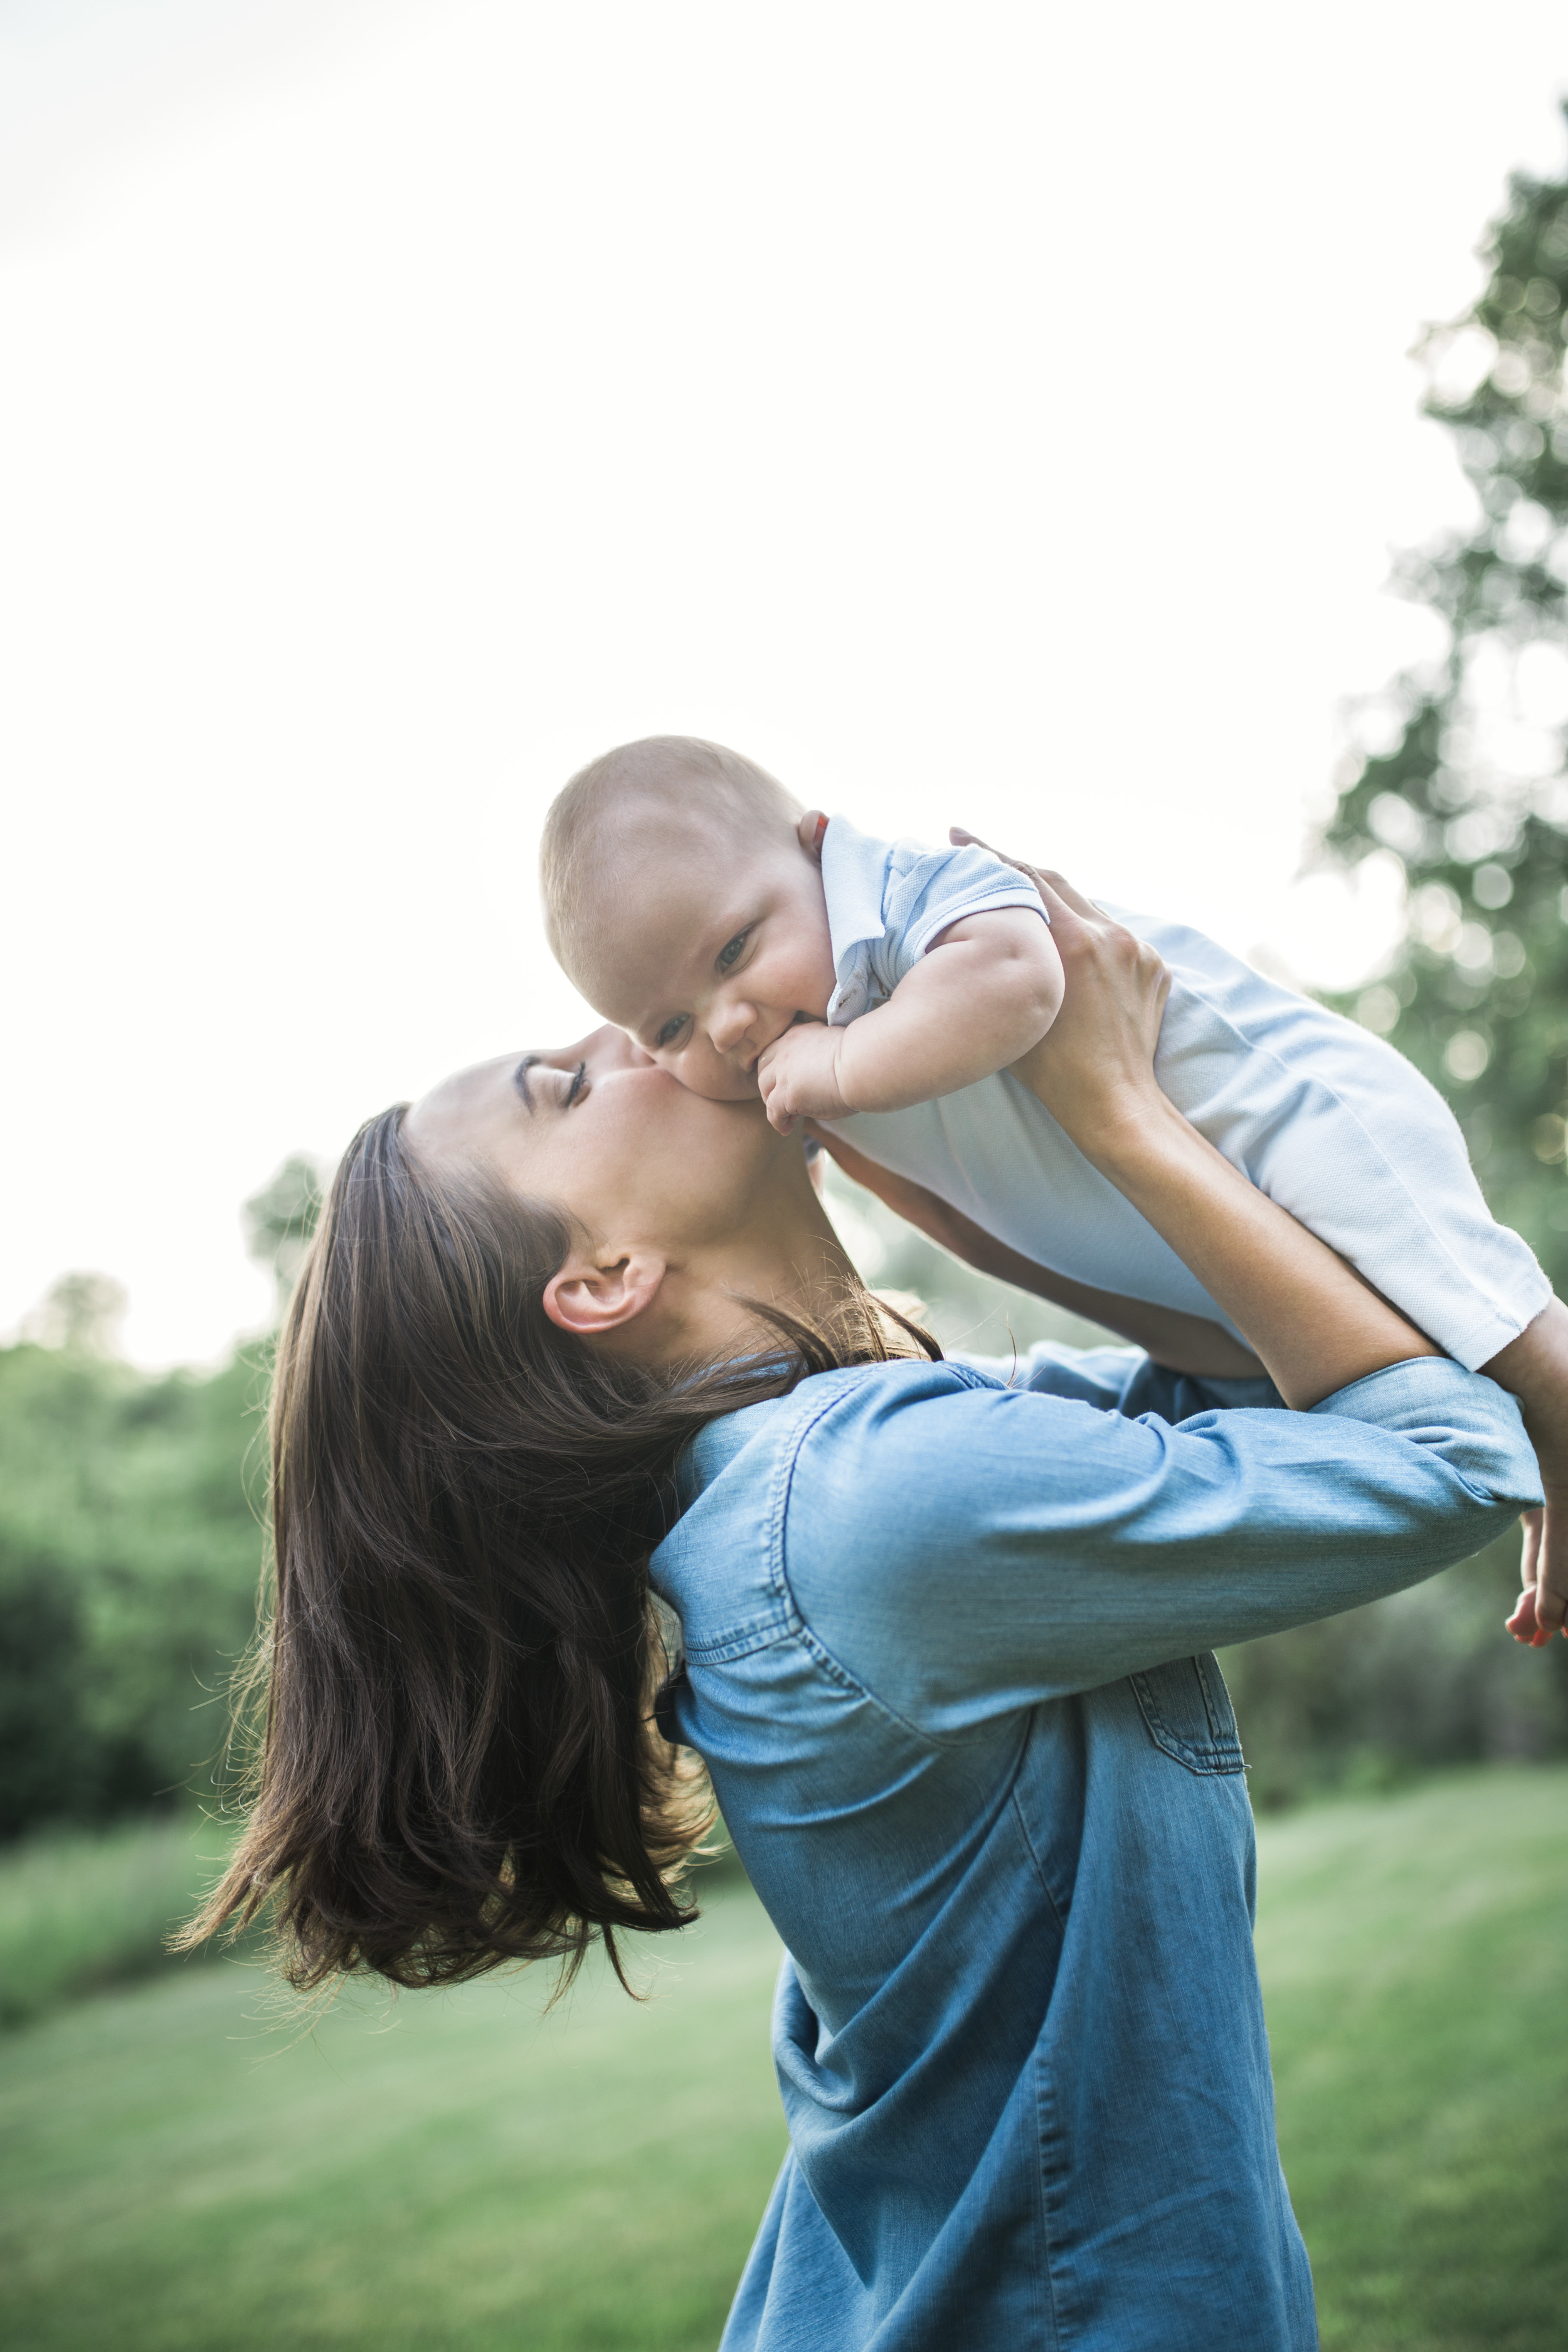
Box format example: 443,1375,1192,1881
0,1155,327,1840
1325,116,1568,1287
0,1342,267,1839
242,1155,327,1316
21,1272,129,1356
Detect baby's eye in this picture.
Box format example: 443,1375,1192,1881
716,929,750,973
654,1015,691,1051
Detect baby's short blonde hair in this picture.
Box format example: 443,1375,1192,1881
540,734,802,969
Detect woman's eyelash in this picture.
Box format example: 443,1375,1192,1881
564,1060,586,1106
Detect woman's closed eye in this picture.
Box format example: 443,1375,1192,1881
564,1059,588,1106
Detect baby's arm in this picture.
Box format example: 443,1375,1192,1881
756,906,1064,1131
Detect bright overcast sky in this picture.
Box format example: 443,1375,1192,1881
3,0,1566,1365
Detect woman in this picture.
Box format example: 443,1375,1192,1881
190,881,1537,2350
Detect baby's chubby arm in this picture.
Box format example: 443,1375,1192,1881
756,906,1065,1131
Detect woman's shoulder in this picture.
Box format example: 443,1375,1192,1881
756,1352,1014,1443
659,1357,990,1530
677,1349,1145,1560
685,1342,1172,1502
658,1343,1175,1608
652,1359,1020,1661
682,1354,1005,1494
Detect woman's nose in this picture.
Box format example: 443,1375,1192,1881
522,1027,653,1077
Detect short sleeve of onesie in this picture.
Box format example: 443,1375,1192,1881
820,814,1049,1027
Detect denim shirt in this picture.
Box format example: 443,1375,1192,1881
649,1346,1540,2352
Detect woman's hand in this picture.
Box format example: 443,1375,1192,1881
1008,881,1170,1157
1486,1298,1568,1644
947,829,1441,1409
949,830,1172,1153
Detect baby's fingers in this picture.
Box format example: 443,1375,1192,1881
757,1063,795,1135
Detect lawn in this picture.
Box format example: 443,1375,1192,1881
0,1865,787,2352
1,1767,1564,2351
0,1812,221,2028
1259,1767,1568,2351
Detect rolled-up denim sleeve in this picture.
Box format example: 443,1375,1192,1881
780,1355,1541,1735
957,1340,1283,1422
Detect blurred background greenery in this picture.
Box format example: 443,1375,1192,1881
4,127,1568,2352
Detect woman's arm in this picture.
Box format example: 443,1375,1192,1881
781,872,1537,1716
1004,872,1441,1409
780,1354,1539,1725
807,1123,1264,1380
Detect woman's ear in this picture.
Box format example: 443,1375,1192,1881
542,1248,667,1340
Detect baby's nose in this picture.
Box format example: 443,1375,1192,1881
708,999,756,1056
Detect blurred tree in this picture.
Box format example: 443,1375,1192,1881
0,1342,267,1838
21,1272,129,1356
242,1155,326,1317
1323,115,1568,1286
0,1145,324,1838
1228,124,1568,1788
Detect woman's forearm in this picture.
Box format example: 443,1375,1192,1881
993,871,1443,1409
811,1128,1263,1378
1075,1091,1441,1407
925,1216,1264,1377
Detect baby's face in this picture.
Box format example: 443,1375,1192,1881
573,810,837,1103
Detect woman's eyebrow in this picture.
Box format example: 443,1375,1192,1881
513,1056,538,1111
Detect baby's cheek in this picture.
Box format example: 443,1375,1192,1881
802,950,837,1019
760,938,834,1022
676,1047,760,1103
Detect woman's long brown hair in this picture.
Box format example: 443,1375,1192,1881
179,1106,933,1996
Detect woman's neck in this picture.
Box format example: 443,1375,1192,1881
624,1168,877,1370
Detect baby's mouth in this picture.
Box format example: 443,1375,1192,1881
742,1010,819,1084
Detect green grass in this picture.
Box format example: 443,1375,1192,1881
0,1769,1564,2351
1258,1767,1568,2351
0,1812,228,2029
0,1865,786,2352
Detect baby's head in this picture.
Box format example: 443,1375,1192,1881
541,736,837,1103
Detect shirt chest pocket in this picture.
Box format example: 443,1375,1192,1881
1130,1653,1244,1776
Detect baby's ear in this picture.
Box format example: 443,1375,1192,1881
797,810,829,861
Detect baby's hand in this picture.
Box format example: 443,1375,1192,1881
1507,1491,1568,1646
756,1022,851,1133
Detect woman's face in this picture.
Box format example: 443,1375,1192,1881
404,1022,811,1261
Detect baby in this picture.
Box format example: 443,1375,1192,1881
540,733,1568,1639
